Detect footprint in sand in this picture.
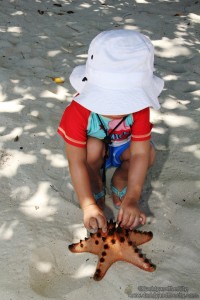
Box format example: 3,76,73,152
29,240,94,298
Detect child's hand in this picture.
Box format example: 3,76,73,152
117,199,146,230
83,204,107,233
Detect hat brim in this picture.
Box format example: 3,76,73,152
69,65,86,93
70,65,164,115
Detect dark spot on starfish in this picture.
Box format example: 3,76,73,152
109,219,116,226
68,244,73,250
94,269,101,280
111,239,116,244
108,228,115,236
120,237,125,243
97,232,101,238
95,240,99,245
85,237,89,241
144,258,149,263
135,248,139,253
139,253,143,258
102,251,107,256
144,231,153,237
79,239,82,243
80,244,83,248
94,270,101,280
102,237,106,242
90,233,94,237
100,257,105,263
128,241,133,246
104,244,109,249
125,230,129,237
116,226,123,233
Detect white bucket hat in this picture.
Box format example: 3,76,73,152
70,29,164,115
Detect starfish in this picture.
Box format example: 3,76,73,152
68,220,155,281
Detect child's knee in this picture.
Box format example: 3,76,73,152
87,137,104,166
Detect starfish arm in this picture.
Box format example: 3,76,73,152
119,241,156,272
68,231,106,254
128,230,153,246
93,256,116,281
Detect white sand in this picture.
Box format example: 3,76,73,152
0,0,200,299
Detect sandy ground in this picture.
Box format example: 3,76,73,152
0,0,200,299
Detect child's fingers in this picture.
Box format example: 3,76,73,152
117,207,124,224
139,213,146,225
129,214,146,230
118,209,131,227
87,215,107,233
96,215,107,233
118,209,146,230
89,228,98,234
88,217,98,232
125,214,135,228
130,216,140,230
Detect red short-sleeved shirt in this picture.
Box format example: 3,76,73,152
58,100,152,148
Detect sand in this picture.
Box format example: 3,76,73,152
0,0,200,299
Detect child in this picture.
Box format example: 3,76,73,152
58,29,164,233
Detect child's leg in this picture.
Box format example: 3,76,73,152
111,148,129,206
86,137,105,205
111,143,156,206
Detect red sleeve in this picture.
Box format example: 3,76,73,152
57,100,90,148
131,107,153,141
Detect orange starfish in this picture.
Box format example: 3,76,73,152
68,220,155,281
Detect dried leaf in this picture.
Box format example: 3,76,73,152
174,12,184,16
14,136,19,142
51,77,65,84
53,3,62,7
38,10,45,15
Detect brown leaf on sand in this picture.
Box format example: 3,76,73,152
38,10,45,15
51,77,65,84
14,136,19,142
53,4,62,7
174,12,184,16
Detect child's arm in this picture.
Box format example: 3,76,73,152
66,143,107,233
117,140,150,229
